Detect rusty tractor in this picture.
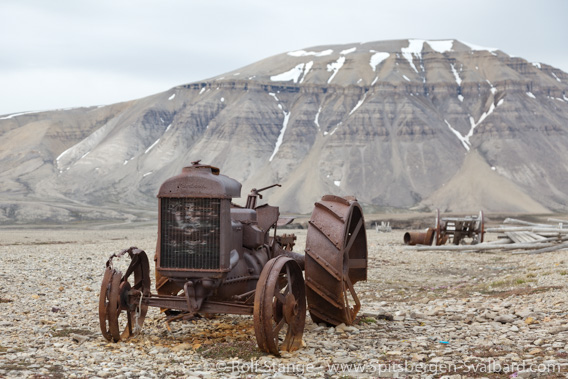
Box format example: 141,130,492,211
99,162,368,355
404,209,485,246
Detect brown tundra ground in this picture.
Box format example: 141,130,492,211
1,224,568,378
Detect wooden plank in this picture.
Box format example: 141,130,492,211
524,231,547,241
512,242,568,255
405,243,557,252
506,231,540,244
486,227,568,233
517,231,537,243
503,218,552,227
505,232,521,244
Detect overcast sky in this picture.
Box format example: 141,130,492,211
1,0,566,116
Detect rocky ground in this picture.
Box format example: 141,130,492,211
1,226,568,378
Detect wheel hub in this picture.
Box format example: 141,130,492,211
283,292,298,323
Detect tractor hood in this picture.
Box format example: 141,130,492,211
157,162,242,199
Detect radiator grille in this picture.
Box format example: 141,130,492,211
160,198,221,269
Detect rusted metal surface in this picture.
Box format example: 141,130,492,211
404,209,484,246
253,256,306,355
441,210,485,245
304,195,367,326
98,162,368,355
99,247,150,342
403,228,434,245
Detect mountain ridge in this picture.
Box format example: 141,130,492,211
1,39,568,223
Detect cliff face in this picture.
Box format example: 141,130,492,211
1,39,567,223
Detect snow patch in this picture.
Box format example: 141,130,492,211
401,39,425,73
551,72,561,82
269,93,279,102
168,93,175,100
288,49,333,57
143,172,153,177
349,93,367,115
221,97,225,102
445,98,502,151
334,180,341,187
371,76,379,86
461,41,498,53
369,51,389,72
526,92,536,99
327,56,346,84
531,62,542,69
458,95,464,102
300,61,313,83
165,123,172,132
314,106,322,130
0,110,41,120
450,64,462,86
427,40,454,53
340,47,356,55
55,122,115,170
269,111,290,162
445,120,471,151
403,75,411,82
271,63,305,83
199,87,206,95
145,139,160,154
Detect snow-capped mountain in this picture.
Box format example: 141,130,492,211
1,39,567,223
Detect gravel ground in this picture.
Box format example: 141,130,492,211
1,227,568,378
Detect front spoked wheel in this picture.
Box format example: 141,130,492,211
253,256,306,355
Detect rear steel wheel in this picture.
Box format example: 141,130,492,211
99,266,119,341
99,248,150,342
254,256,306,355
305,195,367,326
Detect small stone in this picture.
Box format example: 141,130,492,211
171,343,192,352
70,333,89,344
550,325,568,334
533,339,544,346
494,315,516,324
385,351,402,356
499,338,514,345
333,356,354,364
411,354,426,362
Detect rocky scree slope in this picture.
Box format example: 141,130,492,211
1,39,567,223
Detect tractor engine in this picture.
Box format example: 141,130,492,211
155,162,281,309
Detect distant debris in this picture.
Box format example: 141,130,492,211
405,217,568,254
403,209,484,246
375,221,392,233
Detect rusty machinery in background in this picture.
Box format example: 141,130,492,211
99,162,368,355
404,209,485,246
